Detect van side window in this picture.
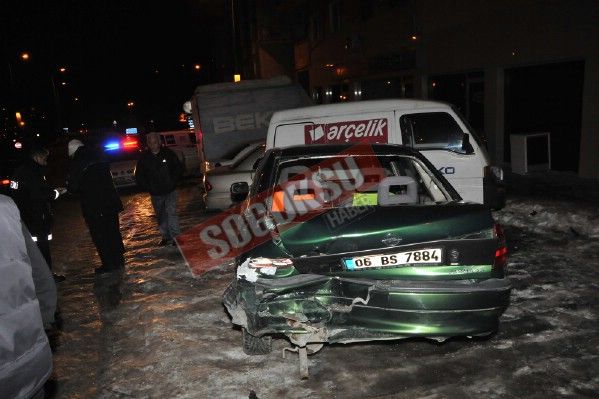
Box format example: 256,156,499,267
164,135,176,145
400,112,466,153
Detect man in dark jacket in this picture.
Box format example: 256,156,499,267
135,132,183,245
0,194,55,399
67,139,125,274
10,145,67,281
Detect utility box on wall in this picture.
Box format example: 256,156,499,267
510,132,551,174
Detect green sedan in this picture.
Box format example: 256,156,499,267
223,144,510,378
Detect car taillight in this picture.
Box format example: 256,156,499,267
205,180,212,192
493,223,507,271
1,179,10,185
122,137,138,149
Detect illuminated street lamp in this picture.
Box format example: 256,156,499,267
127,101,135,108
20,52,30,61
15,112,26,128
59,67,66,73
194,64,201,71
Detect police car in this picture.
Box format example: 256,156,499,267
102,135,141,188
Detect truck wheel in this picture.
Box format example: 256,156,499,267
242,328,272,355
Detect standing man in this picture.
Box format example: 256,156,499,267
135,132,183,245
66,139,125,274
10,145,66,281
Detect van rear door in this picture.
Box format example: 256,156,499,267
397,110,486,204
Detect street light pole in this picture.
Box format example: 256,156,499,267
231,0,239,79
49,73,62,131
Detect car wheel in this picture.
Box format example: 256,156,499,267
242,328,272,355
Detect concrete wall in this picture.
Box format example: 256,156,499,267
579,51,599,178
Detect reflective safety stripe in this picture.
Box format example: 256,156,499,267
31,235,52,241
9,180,18,190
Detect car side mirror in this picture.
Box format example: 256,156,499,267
231,182,249,203
461,133,474,154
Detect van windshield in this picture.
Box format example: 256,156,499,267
452,106,486,149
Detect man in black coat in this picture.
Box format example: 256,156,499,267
10,145,66,281
67,139,125,274
135,133,183,245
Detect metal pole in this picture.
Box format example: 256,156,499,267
231,0,238,77
49,74,62,131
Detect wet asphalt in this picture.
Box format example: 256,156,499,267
44,178,598,398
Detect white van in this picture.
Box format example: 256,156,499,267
156,130,201,176
266,99,505,208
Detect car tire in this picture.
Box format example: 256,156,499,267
242,328,272,355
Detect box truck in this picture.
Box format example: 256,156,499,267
185,76,311,173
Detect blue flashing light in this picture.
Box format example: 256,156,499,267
104,141,120,151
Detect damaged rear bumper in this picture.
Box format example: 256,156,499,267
223,274,511,345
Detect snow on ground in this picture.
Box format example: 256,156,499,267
46,177,599,398
497,197,599,238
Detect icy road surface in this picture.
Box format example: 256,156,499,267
47,179,598,398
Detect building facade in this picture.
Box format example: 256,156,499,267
252,0,598,177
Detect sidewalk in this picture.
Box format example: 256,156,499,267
505,170,599,203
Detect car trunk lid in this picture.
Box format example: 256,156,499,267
272,203,497,279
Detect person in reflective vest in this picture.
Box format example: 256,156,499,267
10,145,66,281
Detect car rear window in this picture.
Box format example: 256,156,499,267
269,154,451,213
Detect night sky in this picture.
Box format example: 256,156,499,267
1,0,232,133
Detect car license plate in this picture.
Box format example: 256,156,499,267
344,248,443,270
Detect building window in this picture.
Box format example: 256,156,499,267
309,13,324,42
351,82,362,101
360,0,374,21
329,84,349,103
164,135,176,145
323,87,333,103
329,1,342,33
312,87,323,104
